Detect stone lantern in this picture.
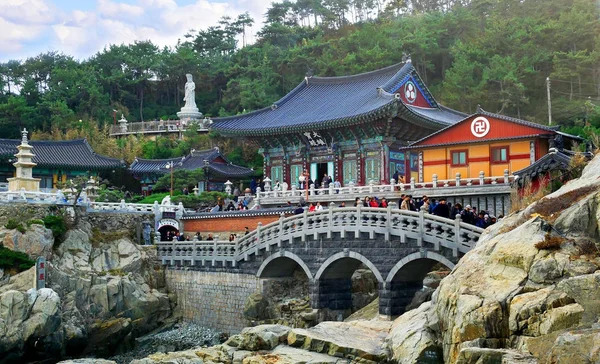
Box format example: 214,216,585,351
118,114,128,133
263,177,272,192
224,180,233,195
85,176,99,205
192,186,199,196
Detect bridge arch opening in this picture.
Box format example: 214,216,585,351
313,252,383,320
254,252,312,325
384,252,454,317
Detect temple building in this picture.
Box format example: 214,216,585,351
211,62,465,187
130,147,254,195
0,138,124,190
404,108,585,182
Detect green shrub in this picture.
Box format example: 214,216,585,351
43,215,67,239
5,219,26,233
0,245,35,273
96,188,125,203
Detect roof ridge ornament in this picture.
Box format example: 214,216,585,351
21,128,28,145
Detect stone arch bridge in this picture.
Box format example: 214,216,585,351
157,205,483,317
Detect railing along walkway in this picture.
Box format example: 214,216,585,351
157,205,484,267
255,171,515,205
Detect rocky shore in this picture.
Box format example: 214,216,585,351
0,212,176,362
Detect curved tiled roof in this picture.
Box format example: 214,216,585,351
130,148,253,178
212,62,460,136
0,139,124,170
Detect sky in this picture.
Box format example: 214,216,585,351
0,0,273,62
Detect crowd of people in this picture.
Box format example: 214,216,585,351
291,193,502,229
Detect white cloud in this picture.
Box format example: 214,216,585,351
97,0,145,20
0,0,275,62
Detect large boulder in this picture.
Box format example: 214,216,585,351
435,217,547,362
0,224,54,259
0,288,62,360
384,302,442,363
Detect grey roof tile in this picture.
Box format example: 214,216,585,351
0,139,124,170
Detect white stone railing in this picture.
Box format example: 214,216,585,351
0,182,8,192
109,120,209,135
256,170,517,204
0,190,183,216
157,205,484,266
0,190,67,204
157,240,238,266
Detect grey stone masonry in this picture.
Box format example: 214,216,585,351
166,269,261,334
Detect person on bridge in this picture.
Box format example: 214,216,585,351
339,201,346,207
354,197,361,207
380,197,388,208
461,205,475,225
315,202,324,211
400,195,410,210
433,198,451,218
309,202,316,212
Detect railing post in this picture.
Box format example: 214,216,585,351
356,204,362,238
369,180,375,194
327,202,335,239
256,187,261,205
385,204,391,241
479,171,485,185
256,222,262,247
504,169,510,184
212,241,217,266
310,183,315,196
190,242,196,266
410,177,415,190
432,174,438,188
390,178,395,192
329,184,334,195
453,214,461,257
455,172,461,187
278,212,285,247
302,210,308,242
291,184,297,196
418,205,425,246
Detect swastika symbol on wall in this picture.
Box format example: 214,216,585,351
470,116,490,138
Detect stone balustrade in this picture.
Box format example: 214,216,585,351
254,171,516,214
157,204,484,267
0,190,183,215
109,120,209,136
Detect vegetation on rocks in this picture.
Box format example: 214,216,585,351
43,215,67,239
0,245,35,273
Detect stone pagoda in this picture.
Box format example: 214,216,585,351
7,129,40,192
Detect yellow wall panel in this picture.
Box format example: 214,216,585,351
491,164,509,176
510,141,531,154
511,160,530,173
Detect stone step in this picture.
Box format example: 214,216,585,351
287,320,392,363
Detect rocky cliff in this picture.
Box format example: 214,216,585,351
389,153,600,363
0,211,175,362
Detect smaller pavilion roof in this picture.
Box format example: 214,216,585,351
0,138,124,170
130,147,253,178
513,150,592,187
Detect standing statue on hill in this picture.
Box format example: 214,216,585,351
183,73,197,109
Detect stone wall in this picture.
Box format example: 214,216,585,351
166,269,262,334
